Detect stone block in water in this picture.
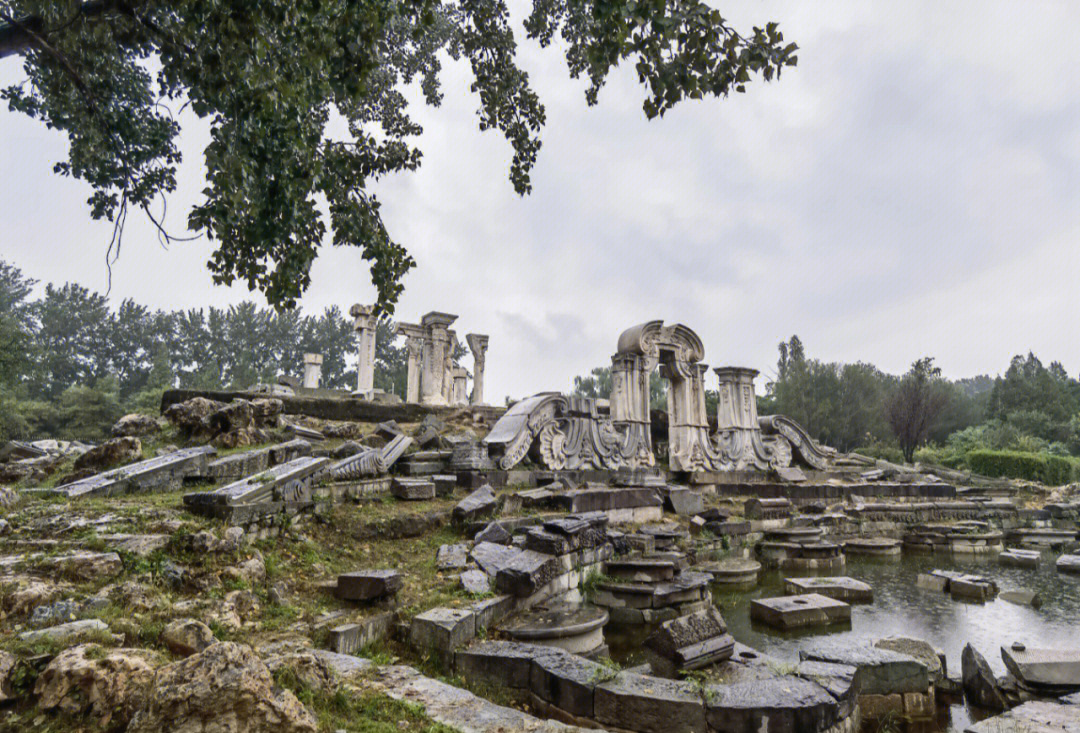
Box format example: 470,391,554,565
750,594,851,630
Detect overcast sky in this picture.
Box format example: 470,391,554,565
2,1,1078,402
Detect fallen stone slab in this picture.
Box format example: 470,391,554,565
436,543,469,571
1002,646,1080,691
801,643,930,696
751,594,851,630
183,456,329,516
41,446,216,499
206,449,270,481
950,574,999,603
595,672,707,733
784,576,873,603
1058,555,1080,575
267,438,313,465
471,541,522,577
19,619,113,645
665,488,705,516
101,534,170,558
1000,590,1043,607
965,700,1080,733
453,485,498,523
1000,548,1041,568
370,664,594,733
335,570,402,602
474,521,512,545
494,549,559,597
705,676,840,733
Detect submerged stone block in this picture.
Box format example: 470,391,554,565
750,594,851,630
783,576,873,603
802,644,930,697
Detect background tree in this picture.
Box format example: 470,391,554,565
0,1,797,312
886,357,948,463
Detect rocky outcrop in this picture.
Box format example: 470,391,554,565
72,437,142,473
162,619,216,657
112,413,161,437
35,644,161,728
0,650,15,703
164,397,225,439
128,642,317,733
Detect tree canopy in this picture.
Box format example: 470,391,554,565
1,0,797,312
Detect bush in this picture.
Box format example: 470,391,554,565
853,443,905,464
967,449,1077,486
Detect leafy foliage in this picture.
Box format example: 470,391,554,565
1,0,797,312
967,449,1077,486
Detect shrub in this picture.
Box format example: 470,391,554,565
967,449,1076,486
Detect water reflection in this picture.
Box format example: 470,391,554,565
605,550,1078,732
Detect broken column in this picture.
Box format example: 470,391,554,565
395,322,426,403
302,353,323,389
451,367,469,405
350,304,378,395
466,333,489,405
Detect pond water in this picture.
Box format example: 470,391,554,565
606,550,1079,732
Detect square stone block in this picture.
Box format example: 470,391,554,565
336,569,402,601
750,594,851,629
409,607,475,655
595,672,706,733
391,478,436,501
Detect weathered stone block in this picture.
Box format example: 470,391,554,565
751,594,851,630
335,570,402,601
436,543,469,570
453,485,498,522
595,672,706,733
529,649,601,718
784,576,873,603
802,644,930,697
410,608,475,656
328,612,396,654
705,677,839,733
494,549,558,597
454,640,547,689
391,478,436,501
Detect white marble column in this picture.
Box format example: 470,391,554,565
302,353,323,389
350,304,378,395
466,333,489,405
419,312,458,406
395,322,425,403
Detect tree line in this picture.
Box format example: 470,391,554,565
0,259,412,441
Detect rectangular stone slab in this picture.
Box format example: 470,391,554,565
45,446,217,499
784,576,873,603
800,644,930,696
750,593,851,629
1002,647,1080,689
207,449,270,481
184,456,329,510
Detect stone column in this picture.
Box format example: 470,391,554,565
451,367,469,405
466,333,489,405
302,353,323,389
419,312,458,406
395,323,425,403
350,304,378,395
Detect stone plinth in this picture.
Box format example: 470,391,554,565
501,605,608,656
750,594,851,630
843,537,902,557
336,569,402,601
695,558,761,587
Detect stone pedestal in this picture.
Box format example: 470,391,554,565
350,304,378,394
302,353,323,389
466,333,489,405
